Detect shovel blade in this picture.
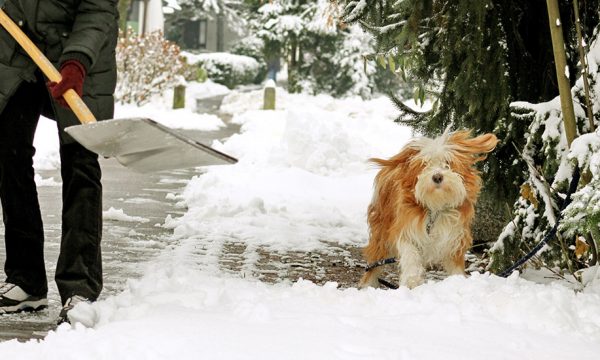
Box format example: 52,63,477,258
64,118,237,173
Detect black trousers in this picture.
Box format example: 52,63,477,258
0,75,103,304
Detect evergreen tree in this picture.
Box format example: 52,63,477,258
243,0,396,97
342,0,599,205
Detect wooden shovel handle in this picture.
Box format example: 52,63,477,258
0,9,96,124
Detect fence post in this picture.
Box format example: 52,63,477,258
263,80,276,110
173,84,186,109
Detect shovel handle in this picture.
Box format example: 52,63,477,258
0,9,96,124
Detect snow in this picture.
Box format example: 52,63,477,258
165,89,412,252
187,79,230,100
305,0,339,35
103,207,150,223
115,103,225,131
33,117,60,171
2,269,600,359
345,0,368,23
34,174,61,187
16,89,600,358
183,52,261,78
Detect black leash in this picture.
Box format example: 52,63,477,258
498,166,581,277
365,257,398,272
364,167,582,287
365,257,398,289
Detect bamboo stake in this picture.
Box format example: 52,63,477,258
546,0,578,147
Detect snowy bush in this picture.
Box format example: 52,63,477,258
230,35,268,83
332,25,378,99
116,30,192,105
488,99,581,272
187,52,262,89
488,30,600,273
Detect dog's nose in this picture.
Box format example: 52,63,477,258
432,173,443,184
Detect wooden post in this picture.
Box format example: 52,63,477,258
546,0,577,147
173,85,186,109
263,80,276,110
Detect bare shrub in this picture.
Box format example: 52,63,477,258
116,29,194,105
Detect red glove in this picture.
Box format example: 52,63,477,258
47,60,86,108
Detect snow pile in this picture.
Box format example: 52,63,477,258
186,79,230,100
167,92,412,251
2,268,599,359
115,103,225,131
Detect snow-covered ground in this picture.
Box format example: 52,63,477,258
6,84,600,359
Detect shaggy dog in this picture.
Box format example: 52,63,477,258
359,130,498,289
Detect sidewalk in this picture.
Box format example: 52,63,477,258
0,126,237,340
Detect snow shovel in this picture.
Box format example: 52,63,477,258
0,8,237,172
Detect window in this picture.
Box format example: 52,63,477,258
198,19,207,49
183,19,208,50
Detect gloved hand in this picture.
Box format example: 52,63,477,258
47,59,86,108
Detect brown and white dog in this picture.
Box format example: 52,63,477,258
359,130,498,289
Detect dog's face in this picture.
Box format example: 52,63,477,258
388,130,498,212
414,155,466,212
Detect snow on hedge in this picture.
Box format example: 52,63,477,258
183,52,261,88
184,52,260,75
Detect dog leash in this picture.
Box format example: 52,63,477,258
364,167,582,287
498,166,580,277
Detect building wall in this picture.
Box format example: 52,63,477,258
128,3,245,54
203,15,243,53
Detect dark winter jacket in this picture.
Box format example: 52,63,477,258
0,0,119,143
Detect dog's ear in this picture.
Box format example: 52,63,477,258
449,130,498,163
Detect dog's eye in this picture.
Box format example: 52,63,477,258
443,163,451,170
